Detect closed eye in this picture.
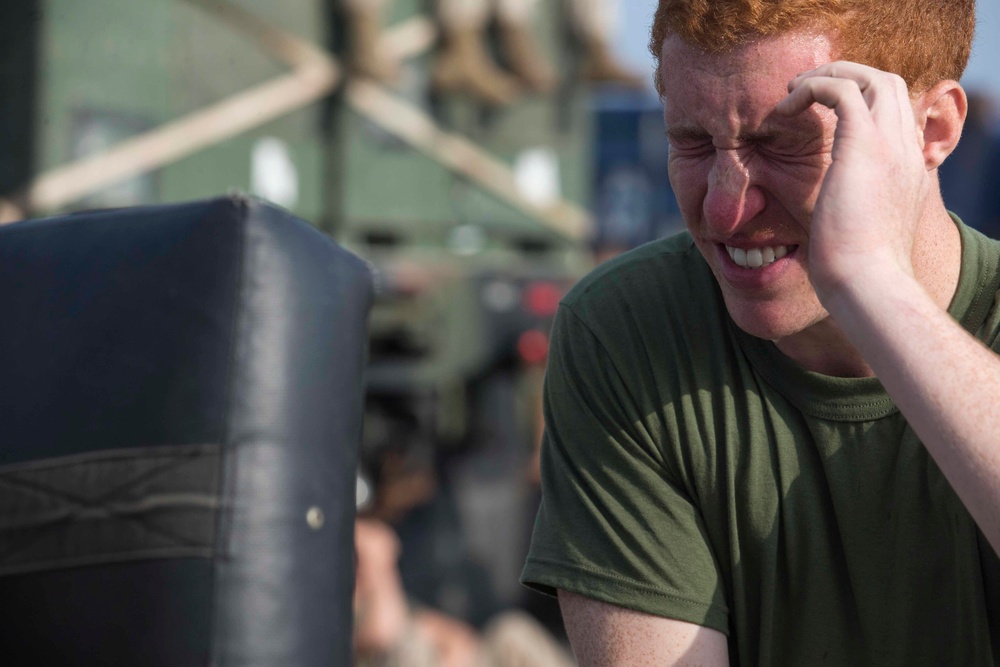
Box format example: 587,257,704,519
755,138,831,162
666,135,714,156
666,127,712,149
669,142,714,156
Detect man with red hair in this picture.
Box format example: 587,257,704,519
522,0,999,664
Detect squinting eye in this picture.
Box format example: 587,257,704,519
669,142,713,155
757,144,814,161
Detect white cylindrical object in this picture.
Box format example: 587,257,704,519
342,0,389,11
569,0,619,41
495,0,541,25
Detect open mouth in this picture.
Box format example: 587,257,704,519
725,244,792,269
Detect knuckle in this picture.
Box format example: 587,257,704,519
882,71,906,90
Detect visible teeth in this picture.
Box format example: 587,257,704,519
726,244,789,269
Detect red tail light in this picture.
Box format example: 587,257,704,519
517,330,550,365
523,281,562,318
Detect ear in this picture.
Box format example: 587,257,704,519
914,80,967,171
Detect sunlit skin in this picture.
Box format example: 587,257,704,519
662,30,878,374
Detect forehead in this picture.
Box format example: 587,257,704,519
659,30,836,133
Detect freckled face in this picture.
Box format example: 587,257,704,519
661,31,838,342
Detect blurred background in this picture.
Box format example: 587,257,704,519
1,0,997,663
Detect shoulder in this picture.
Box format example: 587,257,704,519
564,233,716,316
557,233,724,349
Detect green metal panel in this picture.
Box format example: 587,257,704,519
157,134,326,222
161,0,328,219
165,0,326,134
341,112,457,226
38,0,173,175
336,0,594,244
34,0,330,219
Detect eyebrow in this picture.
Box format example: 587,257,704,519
665,125,810,145
665,126,711,142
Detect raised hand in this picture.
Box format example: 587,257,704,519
775,62,934,304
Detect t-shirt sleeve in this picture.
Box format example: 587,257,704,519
520,303,730,634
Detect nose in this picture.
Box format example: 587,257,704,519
703,150,765,235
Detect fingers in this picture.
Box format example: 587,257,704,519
788,62,910,104
777,61,915,141
792,62,885,94
776,74,872,118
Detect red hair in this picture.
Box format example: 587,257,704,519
649,0,975,96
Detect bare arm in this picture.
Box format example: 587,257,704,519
558,590,729,666
779,63,1000,555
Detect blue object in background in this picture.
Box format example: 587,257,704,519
591,91,684,254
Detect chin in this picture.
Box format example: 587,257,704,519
722,293,827,343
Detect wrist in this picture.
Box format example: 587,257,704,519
813,262,917,315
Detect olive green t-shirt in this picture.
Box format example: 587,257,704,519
522,218,1000,665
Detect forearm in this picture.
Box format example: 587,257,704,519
825,272,1000,554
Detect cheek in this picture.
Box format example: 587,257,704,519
754,160,829,217
667,158,710,217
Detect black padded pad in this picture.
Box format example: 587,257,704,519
0,195,372,665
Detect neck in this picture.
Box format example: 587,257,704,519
775,317,876,377
911,200,963,315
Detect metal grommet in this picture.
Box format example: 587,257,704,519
306,506,325,530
